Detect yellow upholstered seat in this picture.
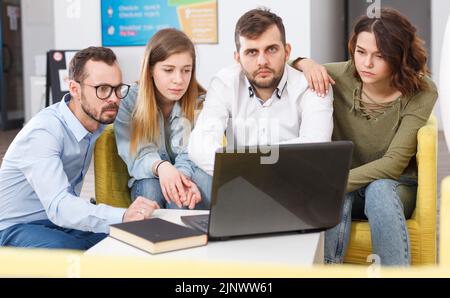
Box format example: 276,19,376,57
344,116,438,265
94,125,131,208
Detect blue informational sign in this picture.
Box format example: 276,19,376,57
101,0,217,47
101,0,179,47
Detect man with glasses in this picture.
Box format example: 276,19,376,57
0,47,160,250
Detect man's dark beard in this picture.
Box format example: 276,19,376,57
245,67,283,90
249,76,281,89
80,95,118,125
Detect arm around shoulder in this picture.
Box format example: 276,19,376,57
298,86,334,143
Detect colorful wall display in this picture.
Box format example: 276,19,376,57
101,0,217,46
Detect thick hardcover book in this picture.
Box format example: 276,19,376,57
109,218,207,254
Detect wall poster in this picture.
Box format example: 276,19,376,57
101,0,218,46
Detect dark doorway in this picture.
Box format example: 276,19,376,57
0,0,24,130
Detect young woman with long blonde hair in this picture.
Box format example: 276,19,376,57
115,28,209,210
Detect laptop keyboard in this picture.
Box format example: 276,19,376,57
180,214,209,234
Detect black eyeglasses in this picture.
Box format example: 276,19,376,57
77,82,131,100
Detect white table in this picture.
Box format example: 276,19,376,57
85,209,324,266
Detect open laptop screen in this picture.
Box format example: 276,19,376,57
186,141,353,240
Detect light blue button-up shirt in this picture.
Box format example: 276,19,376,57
0,94,126,233
114,84,195,188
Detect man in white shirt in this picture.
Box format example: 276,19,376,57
188,8,334,199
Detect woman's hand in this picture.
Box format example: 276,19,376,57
182,179,202,210
294,58,335,97
157,162,187,208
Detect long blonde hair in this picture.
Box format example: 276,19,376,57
130,28,203,154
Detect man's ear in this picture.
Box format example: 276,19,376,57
68,80,80,100
234,51,240,64
284,43,292,61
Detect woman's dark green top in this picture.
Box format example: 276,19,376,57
325,61,438,192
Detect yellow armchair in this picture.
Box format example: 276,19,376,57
344,116,438,265
94,124,131,208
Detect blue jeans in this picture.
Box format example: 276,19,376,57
325,178,417,266
0,219,107,250
131,166,213,210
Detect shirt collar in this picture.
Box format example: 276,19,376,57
58,93,92,142
246,66,288,100
167,101,182,122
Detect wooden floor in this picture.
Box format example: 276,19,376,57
2,129,449,199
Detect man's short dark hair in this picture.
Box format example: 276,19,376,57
68,46,117,82
234,8,286,51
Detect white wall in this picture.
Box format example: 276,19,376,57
21,0,54,122
52,0,312,87
53,0,146,85
30,0,450,129
53,0,150,87
311,0,346,63
432,0,450,82
195,0,311,87
432,0,450,130
54,0,100,49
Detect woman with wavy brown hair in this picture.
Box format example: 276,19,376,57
293,8,438,265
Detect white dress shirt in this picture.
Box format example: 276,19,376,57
188,63,334,175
